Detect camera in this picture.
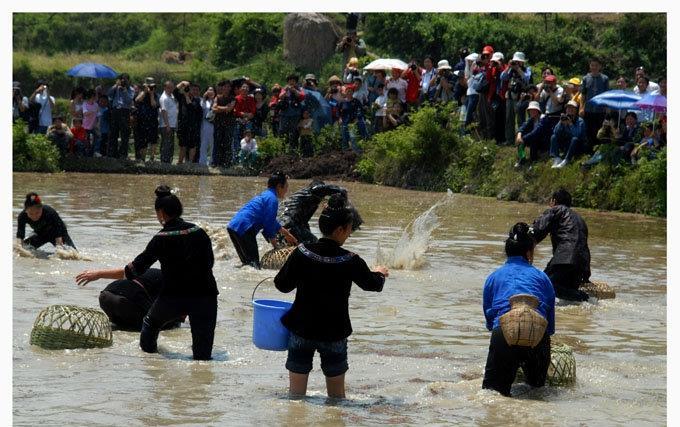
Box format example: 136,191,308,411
184,86,191,93
330,87,339,94
410,63,417,71
510,60,517,66
560,113,570,122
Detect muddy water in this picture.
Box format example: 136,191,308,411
12,173,666,426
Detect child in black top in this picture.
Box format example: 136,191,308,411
127,185,218,360
275,194,389,398
16,192,76,249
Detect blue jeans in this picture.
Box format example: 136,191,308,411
341,117,367,152
550,127,583,161
464,94,479,130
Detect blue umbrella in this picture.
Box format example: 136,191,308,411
586,89,641,111
66,62,118,79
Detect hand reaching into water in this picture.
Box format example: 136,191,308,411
75,270,101,287
374,266,389,277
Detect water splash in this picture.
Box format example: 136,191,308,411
196,222,234,260
376,190,453,270
13,241,92,261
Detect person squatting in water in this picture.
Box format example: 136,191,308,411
16,192,76,250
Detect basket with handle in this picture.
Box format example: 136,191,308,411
260,246,296,270
579,281,616,299
30,305,113,350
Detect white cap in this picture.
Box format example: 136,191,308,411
465,53,479,62
491,52,504,62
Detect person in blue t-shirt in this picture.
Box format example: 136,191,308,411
482,222,555,397
227,172,298,269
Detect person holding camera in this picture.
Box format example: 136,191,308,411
514,101,552,167
277,74,306,154
539,74,565,117
12,83,29,124
46,115,73,156
212,80,237,167
134,77,160,162
106,73,135,158
174,81,203,164
549,100,586,168
500,52,532,146
29,79,55,134
401,59,422,107
158,80,179,164
419,56,438,104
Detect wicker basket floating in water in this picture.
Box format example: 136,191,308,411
579,281,616,299
30,305,113,350
499,294,548,348
516,343,577,387
261,246,296,270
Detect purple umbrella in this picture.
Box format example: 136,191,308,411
634,93,667,113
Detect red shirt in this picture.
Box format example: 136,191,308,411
403,68,421,104
234,94,256,118
70,126,87,142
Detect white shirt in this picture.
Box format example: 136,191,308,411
159,91,178,128
386,78,408,103
35,91,55,127
240,137,257,153
634,81,659,94
540,85,565,114
374,94,387,117
421,68,437,93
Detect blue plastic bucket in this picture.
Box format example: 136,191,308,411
252,299,293,351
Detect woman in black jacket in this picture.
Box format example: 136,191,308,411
128,185,219,359
16,192,76,249
275,194,389,398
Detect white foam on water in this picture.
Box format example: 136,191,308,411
376,189,453,270
196,222,235,260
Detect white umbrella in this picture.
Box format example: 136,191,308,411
363,58,409,71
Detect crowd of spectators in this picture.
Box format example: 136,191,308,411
12,44,667,171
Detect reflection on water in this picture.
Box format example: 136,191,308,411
12,173,666,425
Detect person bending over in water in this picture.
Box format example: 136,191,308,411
227,171,298,269
16,192,76,250
274,193,389,399
482,222,555,397
75,268,183,331
124,185,218,360
532,188,591,302
278,179,362,245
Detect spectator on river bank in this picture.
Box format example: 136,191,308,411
159,80,179,164
134,77,159,162
107,73,135,159
30,80,54,134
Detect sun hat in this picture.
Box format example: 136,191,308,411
512,52,527,62
566,100,579,108
465,53,479,62
328,75,342,84
491,52,504,62
568,77,581,85
437,59,452,70
144,77,156,86
304,73,317,82
527,101,541,112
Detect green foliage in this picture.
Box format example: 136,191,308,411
123,28,173,60
13,121,61,172
314,124,342,153
257,135,285,161
212,14,283,68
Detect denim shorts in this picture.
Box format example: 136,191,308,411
285,332,349,377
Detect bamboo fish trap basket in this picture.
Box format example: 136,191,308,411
261,246,296,270
499,294,548,348
30,305,113,350
579,281,616,299
516,343,577,386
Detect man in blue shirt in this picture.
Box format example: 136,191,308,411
550,100,587,168
227,172,298,269
579,57,609,151
482,222,555,397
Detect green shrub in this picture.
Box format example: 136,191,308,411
315,124,342,153
212,14,283,68
13,121,61,172
257,135,285,161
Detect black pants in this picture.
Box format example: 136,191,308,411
227,227,261,269
99,290,147,330
140,295,217,360
482,327,551,397
134,121,157,156
545,263,590,301
24,232,76,250
109,108,131,158
213,124,234,167
584,112,604,154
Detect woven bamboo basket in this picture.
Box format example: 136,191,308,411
579,281,616,299
516,343,576,386
261,246,296,270
499,294,548,348
30,305,113,350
